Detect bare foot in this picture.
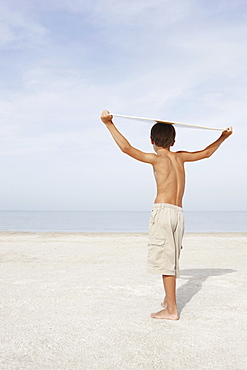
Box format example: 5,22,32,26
150,308,179,320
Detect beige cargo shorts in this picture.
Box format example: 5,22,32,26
147,203,184,278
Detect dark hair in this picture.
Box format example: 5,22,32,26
150,123,176,148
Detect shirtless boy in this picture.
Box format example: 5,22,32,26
100,110,232,320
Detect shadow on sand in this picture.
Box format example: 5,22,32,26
177,268,236,312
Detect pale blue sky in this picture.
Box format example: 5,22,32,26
0,0,246,211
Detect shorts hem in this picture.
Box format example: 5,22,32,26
146,269,179,278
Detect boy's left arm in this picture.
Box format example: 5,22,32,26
177,127,233,162
100,110,157,164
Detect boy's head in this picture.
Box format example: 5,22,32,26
150,122,176,148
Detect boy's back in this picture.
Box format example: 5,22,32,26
151,150,185,207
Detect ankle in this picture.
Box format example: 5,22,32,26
167,304,177,314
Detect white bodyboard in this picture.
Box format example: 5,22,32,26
111,113,224,131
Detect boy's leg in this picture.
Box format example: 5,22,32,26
150,275,179,320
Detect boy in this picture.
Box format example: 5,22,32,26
100,110,232,320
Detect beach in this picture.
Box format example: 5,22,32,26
1,232,246,370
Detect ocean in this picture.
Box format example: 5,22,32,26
0,211,246,233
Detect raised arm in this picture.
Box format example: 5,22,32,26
177,127,233,162
100,110,157,164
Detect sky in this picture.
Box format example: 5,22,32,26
0,0,247,211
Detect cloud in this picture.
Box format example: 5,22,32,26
11,0,193,26
0,3,48,48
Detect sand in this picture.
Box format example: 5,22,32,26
0,231,247,370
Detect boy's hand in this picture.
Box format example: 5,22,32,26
221,127,233,139
100,110,113,124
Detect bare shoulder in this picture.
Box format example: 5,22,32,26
124,146,158,164
175,150,193,162
175,151,186,157
170,151,185,161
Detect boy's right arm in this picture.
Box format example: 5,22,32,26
178,127,233,162
100,110,157,164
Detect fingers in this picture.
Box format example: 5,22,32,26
100,110,113,124
100,109,109,119
222,126,233,137
222,126,232,132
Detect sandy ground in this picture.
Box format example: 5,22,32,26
0,231,247,370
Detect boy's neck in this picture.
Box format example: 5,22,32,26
154,145,171,154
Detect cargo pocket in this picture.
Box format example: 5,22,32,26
147,238,165,269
